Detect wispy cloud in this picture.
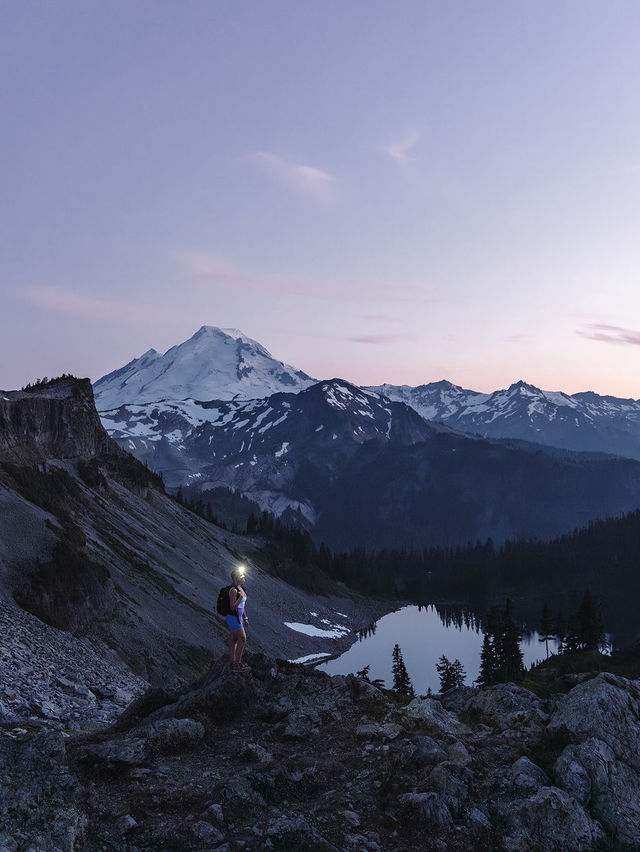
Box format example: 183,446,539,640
173,248,438,307
347,334,409,345
248,151,335,202
175,250,260,287
579,323,640,346
385,131,420,164
18,285,150,322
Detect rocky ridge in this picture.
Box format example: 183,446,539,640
2,656,639,851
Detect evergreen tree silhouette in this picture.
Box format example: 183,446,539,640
391,644,414,697
436,655,466,692
577,589,605,651
538,602,554,659
478,634,496,686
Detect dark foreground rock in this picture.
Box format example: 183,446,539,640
1,656,639,850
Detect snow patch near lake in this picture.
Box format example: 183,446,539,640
284,622,350,639
288,652,331,664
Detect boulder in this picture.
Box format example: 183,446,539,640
411,735,447,766
548,673,640,772
405,698,464,736
555,737,640,846
78,737,148,768
504,787,605,851
509,756,548,794
143,718,205,751
463,683,547,735
397,792,453,829
548,673,640,846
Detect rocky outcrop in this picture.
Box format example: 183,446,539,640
550,673,640,845
3,656,639,850
0,378,110,462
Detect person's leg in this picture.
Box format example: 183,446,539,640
235,628,246,664
228,629,236,663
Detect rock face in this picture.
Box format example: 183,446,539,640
0,378,110,462
550,673,640,845
2,657,638,851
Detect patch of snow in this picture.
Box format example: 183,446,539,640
275,442,289,458
288,653,331,664
284,622,350,639
315,424,324,432
284,621,349,639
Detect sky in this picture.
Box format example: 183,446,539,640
2,0,640,396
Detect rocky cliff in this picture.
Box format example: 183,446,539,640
2,656,639,850
0,378,111,462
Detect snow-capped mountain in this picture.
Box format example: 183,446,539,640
93,326,315,409
369,380,640,460
99,378,443,511
100,377,640,550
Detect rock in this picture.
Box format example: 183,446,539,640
440,686,476,713
405,698,464,736
281,711,312,740
239,741,273,763
509,756,548,794
411,735,447,766
114,814,137,835
56,676,77,694
78,737,148,768
447,740,471,767
548,673,640,846
397,792,453,829
356,722,402,741
548,673,640,772
191,820,224,844
504,787,605,851
144,718,205,751
468,807,490,829
346,676,385,703
201,803,224,825
463,683,547,734
555,737,640,845
428,763,471,810
340,809,360,828
266,815,313,841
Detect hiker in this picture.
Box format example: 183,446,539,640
226,567,249,671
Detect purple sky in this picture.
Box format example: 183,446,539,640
2,1,640,396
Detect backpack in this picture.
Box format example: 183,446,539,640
216,585,234,616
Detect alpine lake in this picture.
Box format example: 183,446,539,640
317,604,559,694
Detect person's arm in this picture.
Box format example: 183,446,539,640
229,587,240,611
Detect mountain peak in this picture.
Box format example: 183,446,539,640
507,380,541,394
94,328,315,409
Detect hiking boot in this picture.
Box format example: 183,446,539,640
232,662,250,672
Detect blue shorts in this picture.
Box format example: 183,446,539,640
226,615,244,632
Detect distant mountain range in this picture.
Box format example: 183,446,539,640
369,380,640,460
94,326,640,549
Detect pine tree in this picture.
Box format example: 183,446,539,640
436,655,466,692
577,589,605,651
554,611,566,654
480,600,524,684
478,633,496,686
391,644,414,698
450,658,466,688
538,601,554,659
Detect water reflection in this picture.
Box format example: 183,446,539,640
319,604,558,693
